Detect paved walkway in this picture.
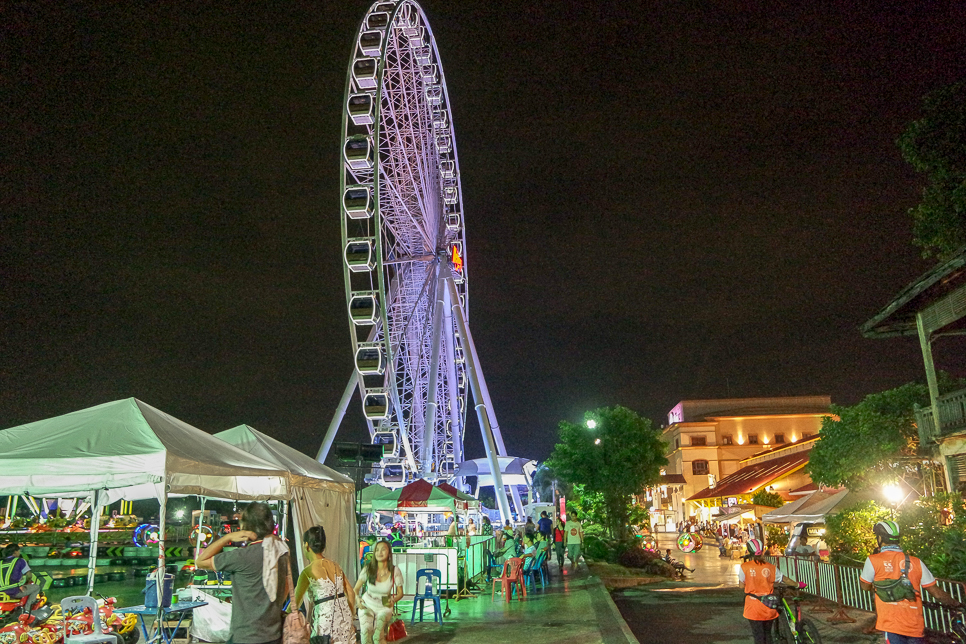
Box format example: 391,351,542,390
613,534,880,643
403,562,638,644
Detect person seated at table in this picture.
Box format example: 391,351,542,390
467,518,477,536
520,534,538,563
197,502,288,644
492,532,517,565
353,540,403,644
294,526,355,644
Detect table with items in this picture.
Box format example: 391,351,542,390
115,601,207,644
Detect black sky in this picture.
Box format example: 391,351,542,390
4,1,966,464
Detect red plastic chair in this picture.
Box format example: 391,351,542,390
491,557,526,602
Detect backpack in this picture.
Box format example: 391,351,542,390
872,552,917,603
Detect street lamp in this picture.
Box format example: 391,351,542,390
594,438,601,445
586,419,597,429
883,483,902,504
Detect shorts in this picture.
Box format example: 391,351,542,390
567,543,581,562
884,634,925,644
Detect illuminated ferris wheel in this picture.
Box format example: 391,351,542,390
318,0,514,520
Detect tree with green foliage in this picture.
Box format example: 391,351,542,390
752,489,785,508
807,383,926,490
547,406,667,541
824,500,892,564
897,81,966,259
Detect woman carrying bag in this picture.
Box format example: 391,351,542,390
293,526,356,644
352,540,404,644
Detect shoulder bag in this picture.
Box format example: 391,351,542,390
283,562,311,644
385,566,408,642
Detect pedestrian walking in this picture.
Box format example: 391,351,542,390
537,511,552,540
859,520,961,643
353,540,404,644
196,502,289,644
293,526,356,644
553,517,566,569
565,510,584,572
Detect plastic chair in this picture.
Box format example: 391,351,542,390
485,552,503,581
61,596,118,644
491,558,526,602
410,568,442,625
523,550,548,590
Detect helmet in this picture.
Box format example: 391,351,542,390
746,539,764,556
873,520,900,543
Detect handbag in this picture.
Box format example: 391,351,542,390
385,566,407,642
283,558,311,644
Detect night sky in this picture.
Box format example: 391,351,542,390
5,2,966,465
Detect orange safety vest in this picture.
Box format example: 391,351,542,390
866,550,931,638
741,560,779,621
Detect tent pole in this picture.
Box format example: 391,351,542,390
279,500,288,541
3,497,10,528
86,490,102,595
291,494,306,574
156,488,167,622
195,496,207,559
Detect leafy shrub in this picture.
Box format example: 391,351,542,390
899,493,966,581
825,500,891,564
752,489,785,508
584,535,610,561
582,522,607,539
617,545,659,569
766,525,789,549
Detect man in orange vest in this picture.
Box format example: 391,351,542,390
739,539,804,644
859,520,961,643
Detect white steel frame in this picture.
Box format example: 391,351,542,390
317,0,515,522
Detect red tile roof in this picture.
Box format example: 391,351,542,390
687,451,810,502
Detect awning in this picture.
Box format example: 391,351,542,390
371,479,479,513
687,451,809,502
762,488,860,524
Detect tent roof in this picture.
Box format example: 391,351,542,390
0,398,290,501
371,479,478,513
216,425,352,491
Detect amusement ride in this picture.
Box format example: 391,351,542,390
316,0,521,522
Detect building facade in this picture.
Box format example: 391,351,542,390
660,396,831,524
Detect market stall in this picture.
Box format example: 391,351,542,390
0,398,292,601
369,480,490,594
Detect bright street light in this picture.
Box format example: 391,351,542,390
586,419,597,429
882,483,903,504
594,438,601,445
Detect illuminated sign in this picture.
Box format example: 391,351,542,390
450,244,463,272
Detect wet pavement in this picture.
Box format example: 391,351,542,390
613,534,880,643
404,561,637,644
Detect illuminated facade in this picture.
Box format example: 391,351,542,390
661,396,831,523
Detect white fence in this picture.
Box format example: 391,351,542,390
765,555,965,635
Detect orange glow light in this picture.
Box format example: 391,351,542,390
451,245,463,272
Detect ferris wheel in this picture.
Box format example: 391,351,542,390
317,0,515,521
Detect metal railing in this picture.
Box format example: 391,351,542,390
915,387,966,440
766,556,965,634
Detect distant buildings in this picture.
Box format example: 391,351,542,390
657,396,832,525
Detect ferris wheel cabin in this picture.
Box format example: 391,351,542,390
344,136,374,170
344,185,374,219
355,343,387,376
352,58,379,90
348,292,379,326
344,238,376,272
359,31,382,57
363,390,389,420
347,94,375,126
372,431,399,457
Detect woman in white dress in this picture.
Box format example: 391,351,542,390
352,540,403,644
293,526,356,644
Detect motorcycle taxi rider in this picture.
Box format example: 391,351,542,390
1,544,42,616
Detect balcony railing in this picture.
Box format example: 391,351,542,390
916,387,966,442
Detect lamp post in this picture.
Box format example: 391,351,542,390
883,483,903,517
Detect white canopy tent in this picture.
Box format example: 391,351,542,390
0,398,292,596
215,425,357,582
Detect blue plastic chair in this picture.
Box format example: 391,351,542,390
485,552,503,581
522,550,547,590
410,568,443,625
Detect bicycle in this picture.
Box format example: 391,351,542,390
923,602,966,644
772,583,822,644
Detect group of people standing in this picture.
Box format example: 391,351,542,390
196,502,405,644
